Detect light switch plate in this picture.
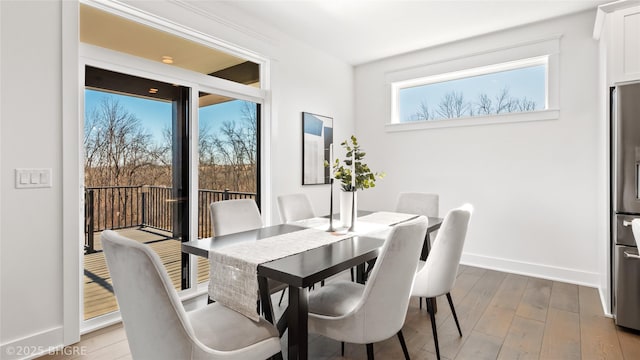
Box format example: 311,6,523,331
15,168,52,189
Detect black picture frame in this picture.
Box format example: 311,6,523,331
302,112,333,185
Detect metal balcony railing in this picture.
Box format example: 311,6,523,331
84,186,256,253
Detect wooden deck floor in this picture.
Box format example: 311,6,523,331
44,265,640,359
84,228,209,320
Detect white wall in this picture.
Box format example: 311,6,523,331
354,10,603,287
121,0,354,223
0,0,354,355
1,0,68,355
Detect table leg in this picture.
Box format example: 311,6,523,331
356,263,367,284
288,286,308,360
420,233,432,261
277,308,288,337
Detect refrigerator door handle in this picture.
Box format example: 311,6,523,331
624,251,640,259
637,162,640,200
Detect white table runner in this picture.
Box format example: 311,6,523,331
208,211,418,321
358,211,420,226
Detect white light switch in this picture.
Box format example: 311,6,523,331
40,170,50,186
15,168,52,189
19,172,29,185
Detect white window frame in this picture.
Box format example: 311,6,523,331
385,35,561,132
71,1,271,334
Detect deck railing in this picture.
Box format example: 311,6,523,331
84,186,256,253
197,189,256,239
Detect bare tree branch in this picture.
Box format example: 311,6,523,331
436,91,470,119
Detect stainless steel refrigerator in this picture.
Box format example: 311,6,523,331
612,82,640,330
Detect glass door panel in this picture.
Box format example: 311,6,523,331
197,93,260,284
83,66,191,320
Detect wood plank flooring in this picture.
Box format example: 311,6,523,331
84,228,209,320
44,265,640,359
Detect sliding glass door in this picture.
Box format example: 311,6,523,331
196,93,261,284
80,2,266,325
83,66,191,319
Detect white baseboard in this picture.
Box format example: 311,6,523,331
461,252,601,287
462,252,613,318
599,287,614,318
0,326,64,360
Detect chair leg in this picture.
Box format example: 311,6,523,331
366,343,374,360
419,297,422,309
446,292,462,337
397,330,410,360
278,288,286,306
341,341,345,356
350,267,354,282
426,297,440,360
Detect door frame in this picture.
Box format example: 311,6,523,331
67,1,271,335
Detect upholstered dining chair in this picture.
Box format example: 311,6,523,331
306,216,429,360
101,230,282,360
275,193,330,305
395,192,439,308
209,199,287,312
210,199,264,237
411,204,473,360
277,193,315,223
395,192,439,219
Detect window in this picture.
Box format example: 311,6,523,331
388,36,560,130
196,94,260,285
395,57,547,122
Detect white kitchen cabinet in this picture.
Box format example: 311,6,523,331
611,5,640,83
595,2,640,85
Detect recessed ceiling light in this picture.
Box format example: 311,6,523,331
161,56,173,64
149,88,158,94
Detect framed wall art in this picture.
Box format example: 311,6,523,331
302,112,333,185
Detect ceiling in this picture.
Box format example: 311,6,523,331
80,4,260,105
82,1,610,71
80,4,251,75
213,0,609,65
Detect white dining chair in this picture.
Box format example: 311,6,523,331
209,199,287,312
101,230,282,360
277,193,315,223
395,192,439,308
275,193,330,305
411,204,473,360
210,199,263,236
306,216,429,360
395,192,439,218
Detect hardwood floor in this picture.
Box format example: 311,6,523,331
41,266,640,359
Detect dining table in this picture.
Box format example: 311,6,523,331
182,211,442,360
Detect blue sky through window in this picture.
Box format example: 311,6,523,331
85,89,250,145
398,64,546,122
85,89,171,145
